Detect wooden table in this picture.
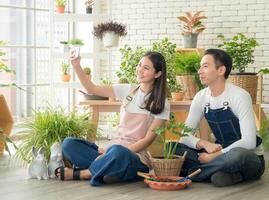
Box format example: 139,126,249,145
79,100,212,141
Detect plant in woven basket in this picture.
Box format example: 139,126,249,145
154,120,196,159
217,33,258,73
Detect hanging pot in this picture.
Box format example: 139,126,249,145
182,33,198,48
102,32,119,48
86,7,92,14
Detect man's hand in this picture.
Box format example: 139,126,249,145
198,151,222,164
196,139,222,153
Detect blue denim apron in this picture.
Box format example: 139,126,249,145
204,101,262,148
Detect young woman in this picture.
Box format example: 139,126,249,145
56,51,170,186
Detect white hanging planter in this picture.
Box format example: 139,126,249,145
102,32,119,48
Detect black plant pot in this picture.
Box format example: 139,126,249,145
86,7,92,14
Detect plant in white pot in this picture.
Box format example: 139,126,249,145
93,21,127,48
177,11,207,48
85,0,94,14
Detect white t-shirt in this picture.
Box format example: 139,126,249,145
113,84,170,120
180,83,263,155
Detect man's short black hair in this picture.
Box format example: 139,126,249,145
204,49,233,79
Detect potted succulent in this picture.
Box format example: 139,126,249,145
173,52,202,100
83,67,91,80
217,33,259,103
85,0,94,14
55,0,66,14
170,83,184,101
150,120,196,176
177,11,207,48
118,77,129,84
61,62,70,82
93,21,127,48
67,38,84,47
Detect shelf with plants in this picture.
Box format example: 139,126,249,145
49,0,109,97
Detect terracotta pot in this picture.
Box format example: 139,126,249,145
62,74,71,82
171,92,184,101
56,6,65,14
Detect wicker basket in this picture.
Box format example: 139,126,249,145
228,74,258,104
176,75,198,100
150,152,187,176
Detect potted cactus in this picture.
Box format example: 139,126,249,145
93,21,127,48
83,67,91,80
61,62,70,82
55,0,66,14
177,11,207,48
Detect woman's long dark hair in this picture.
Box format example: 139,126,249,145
142,51,167,114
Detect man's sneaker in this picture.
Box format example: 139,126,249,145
211,171,243,187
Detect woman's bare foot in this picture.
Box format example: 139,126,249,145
56,167,92,180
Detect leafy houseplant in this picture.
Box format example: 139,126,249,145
0,40,18,155
217,33,259,103
217,33,258,73
61,62,70,82
15,106,96,163
68,38,84,46
117,38,177,96
85,0,94,13
150,121,196,176
259,120,269,151
93,21,127,48
177,11,207,48
55,0,66,14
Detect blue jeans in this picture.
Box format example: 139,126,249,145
175,143,265,182
62,137,149,186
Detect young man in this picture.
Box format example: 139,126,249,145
176,49,265,187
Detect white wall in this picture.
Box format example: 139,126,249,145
102,0,269,115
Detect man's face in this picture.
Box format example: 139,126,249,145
198,54,225,86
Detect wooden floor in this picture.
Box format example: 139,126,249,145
0,151,268,200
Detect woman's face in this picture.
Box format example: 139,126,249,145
136,56,160,84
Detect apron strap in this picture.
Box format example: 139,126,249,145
122,86,140,107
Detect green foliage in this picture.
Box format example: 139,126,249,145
169,83,182,93
117,45,147,84
15,106,96,163
118,77,129,84
83,67,91,75
100,78,112,86
217,33,258,73
259,120,269,151
258,68,269,75
154,121,196,159
117,38,178,93
55,0,66,7
61,62,69,75
68,38,84,46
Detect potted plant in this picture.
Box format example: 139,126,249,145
60,41,69,52
170,83,184,101
217,33,259,103
83,67,91,80
173,52,202,100
61,62,70,82
85,0,94,14
177,11,207,48
93,21,127,48
55,0,66,14
118,77,129,84
67,38,84,47
100,78,115,101
0,40,19,155
150,120,196,176
15,106,96,163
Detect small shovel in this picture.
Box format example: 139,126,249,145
177,168,201,182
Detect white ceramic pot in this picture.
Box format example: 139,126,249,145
102,32,119,48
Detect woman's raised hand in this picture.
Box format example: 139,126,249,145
69,48,81,67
